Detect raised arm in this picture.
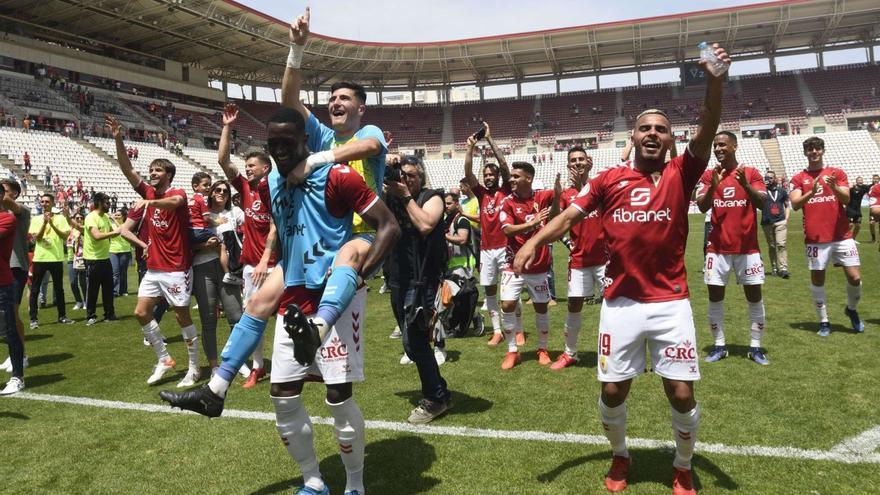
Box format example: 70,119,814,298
281,7,311,120
463,134,479,189
217,103,241,181
549,173,562,219
106,115,142,189
484,122,510,183
687,44,731,161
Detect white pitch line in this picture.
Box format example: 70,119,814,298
831,426,880,455
10,392,880,465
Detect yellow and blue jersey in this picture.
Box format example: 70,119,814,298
306,113,387,234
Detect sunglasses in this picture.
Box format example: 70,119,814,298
213,188,229,194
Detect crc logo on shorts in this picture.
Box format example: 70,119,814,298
320,336,349,361
168,284,182,295
630,187,651,206
744,262,764,276
722,187,736,199
662,339,697,369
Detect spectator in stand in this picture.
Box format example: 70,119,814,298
20,177,27,196
44,166,51,188
22,152,30,174
22,117,30,133
110,193,118,213
76,178,83,194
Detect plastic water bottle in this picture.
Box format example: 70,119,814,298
698,42,728,76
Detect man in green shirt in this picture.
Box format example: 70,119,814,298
109,211,133,297
28,194,73,327
83,193,120,325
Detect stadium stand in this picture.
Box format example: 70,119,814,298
777,130,880,180
801,64,880,125
182,146,245,180
87,137,220,192
0,127,139,204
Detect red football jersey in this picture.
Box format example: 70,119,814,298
868,183,880,208
572,149,708,302
500,189,555,274
473,182,512,250
0,212,16,285
697,165,766,254
136,182,192,272
790,167,851,244
560,186,606,268
187,192,208,229
231,174,277,268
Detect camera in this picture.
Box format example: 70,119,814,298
384,161,402,184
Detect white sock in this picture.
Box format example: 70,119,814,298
748,300,765,348
564,311,582,357
671,404,701,470
327,398,366,494
181,324,199,370
207,373,230,397
599,399,628,458
707,300,725,346
535,312,550,349
810,285,828,322
252,334,265,369
273,395,324,491
485,293,501,333
515,303,523,333
846,282,861,311
501,310,518,352
142,320,170,360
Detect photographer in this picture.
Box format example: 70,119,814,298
383,155,452,425
760,170,790,278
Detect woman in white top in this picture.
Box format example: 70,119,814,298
190,180,245,378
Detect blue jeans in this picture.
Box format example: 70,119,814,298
110,251,132,296
0,284,24,378
390,281,450,405
67,261,87,304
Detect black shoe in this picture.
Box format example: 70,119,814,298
57,317,75,324
159,384,225,418
103,315,119,321
779,270,790,279
283,304,321,367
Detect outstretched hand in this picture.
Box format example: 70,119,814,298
222,103,239,126
289,7,310,45
104,114,121,139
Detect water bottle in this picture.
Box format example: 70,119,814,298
698,42,728,76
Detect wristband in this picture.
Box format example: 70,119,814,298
402,196,413,203
287,43,305,69
305,149,335,168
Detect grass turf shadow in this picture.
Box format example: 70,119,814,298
538,450,736,492
788,321,860,334
249,436,439,495
394,389,492,415
27,352,74,367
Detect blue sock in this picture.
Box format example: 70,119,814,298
316,265,358,327
217,313,268,382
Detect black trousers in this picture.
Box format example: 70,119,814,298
29,261,65,321
86,258,115,320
